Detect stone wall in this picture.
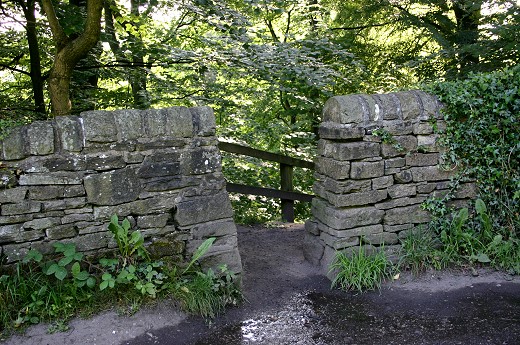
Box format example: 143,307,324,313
303,91,475,274
0,107,242,273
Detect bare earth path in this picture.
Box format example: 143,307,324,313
3,224,520,345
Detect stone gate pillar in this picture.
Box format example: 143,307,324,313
303,91,475,276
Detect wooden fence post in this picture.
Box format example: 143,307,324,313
280,163,294,222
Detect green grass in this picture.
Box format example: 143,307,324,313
329,246,394,293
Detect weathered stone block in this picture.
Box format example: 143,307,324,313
410,166,454,182
312,198,384,230
137,152,182,178
45,225,77,240
321,176,372,194
406,152,439,167
23,218,61,230
43,197,86,211
326,189,387,207
86,154,126,171
137,214,171,229
384,223,413,233
305,219,319,235
383,120,414,135
75,233,109,251
2,126,26,160
382,135,417,158
322,95,366,124
303,232,324,266
360,94,382,122
0,224,23,242
29,185,85,200
2,243,29,263
375,196,426,210
374,93,400,120
372,175,394,190
388,184,417,198
93,194,178,219
114,109,143,141
189,219,237,239
416,90,441,119
84,167,140,205
384,204,431,225
144,107,193,138
396,92,421,121
319,123,365,140
27,121,54,155
350,161,384,179
19,172,83,185
417,183,436,194
319,221,384,239
320,231,359,250
175,191,234,226
385,157,406,169
364,232,398,245
0,214,33,225
0,187,27,203
190,106,216,136
182,147,220,175
315,157,350,180
55,116,83,152
413,122,434,135
40,155,87,171
61,213,94,224
1,201,41,216
394,169,413,184
81,111,118,143
320,141,380,161
417,134,438,152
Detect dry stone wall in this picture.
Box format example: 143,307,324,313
304,90,475,275
0,107,242,273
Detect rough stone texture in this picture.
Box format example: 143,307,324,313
304,90,475,276
0,107,242,274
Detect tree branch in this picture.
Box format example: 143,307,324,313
330,21,395,31
40,0,68,48
0,63,30,75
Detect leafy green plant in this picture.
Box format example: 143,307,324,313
401,199,520,274
427,65,520,234
108,215,150,262
372,128,404,152
329,246,394,293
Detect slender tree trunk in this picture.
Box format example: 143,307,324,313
41,0,103,116
129,0,150,109
453,0,482,74
20,0,46,118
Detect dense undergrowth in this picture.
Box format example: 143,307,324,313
0,215,242,337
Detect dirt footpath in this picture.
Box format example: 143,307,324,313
3,224,520,345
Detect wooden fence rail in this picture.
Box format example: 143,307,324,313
218,141,315,222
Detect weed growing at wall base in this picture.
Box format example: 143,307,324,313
400,199,520,275
329,245,394,293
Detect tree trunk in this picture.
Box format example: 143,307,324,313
41,0,103,116
20,0,46,118
453,0,482,74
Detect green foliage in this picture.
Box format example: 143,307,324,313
108,215,150,262
427,65,520,234
401,199,520,275
329,245,394,293
0,216,242,336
